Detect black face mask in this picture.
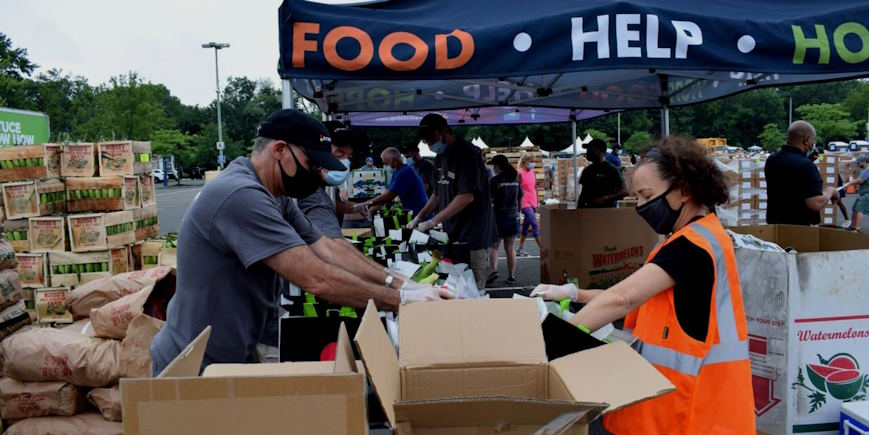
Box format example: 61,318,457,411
278,147,321,198
636,185,683,235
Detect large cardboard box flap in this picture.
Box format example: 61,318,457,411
735,224,869,253
355,299,401,426
122,323,366,435
355,299,673,433
549,341,675,413
399,299,546,368
393,398,604,434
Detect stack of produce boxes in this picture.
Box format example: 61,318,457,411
815,153,840,226
736,159,767,226
0,142,159,307
0,142,176,431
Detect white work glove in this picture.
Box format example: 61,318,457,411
406,216,421,229
399,283,455,304
530,283,579,302
417,219,437,232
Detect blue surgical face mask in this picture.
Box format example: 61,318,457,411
323,158,351,186
430,141,447,154
527,162,536,170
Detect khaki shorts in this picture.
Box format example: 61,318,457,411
469,248,489,291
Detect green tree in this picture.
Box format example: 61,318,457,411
795,103,859,146
584,128,612,144
623,132,653,155
0,33,37,79
151,129,199,183
758,123,786,151
76,72,174,141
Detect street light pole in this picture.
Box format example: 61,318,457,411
202,42,230,169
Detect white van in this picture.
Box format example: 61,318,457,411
849,140,869,152
827,141,848,152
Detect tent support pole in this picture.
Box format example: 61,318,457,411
571,119,578,204
282,79,294,109
660,106,670,137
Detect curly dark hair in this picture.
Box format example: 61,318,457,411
638,136,730,209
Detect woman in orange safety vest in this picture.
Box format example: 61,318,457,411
532,136,755,434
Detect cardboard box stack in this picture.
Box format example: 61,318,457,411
0,142,177,430
815,153,840,226
552,158,585,200
735,159,767,226
0,142,163,300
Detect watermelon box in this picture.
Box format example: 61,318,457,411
731,225,869,435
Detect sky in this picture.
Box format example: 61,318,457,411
1,0,342,107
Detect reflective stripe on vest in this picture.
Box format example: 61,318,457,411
630,219,749,377
634,339,749,376
690,223,739,344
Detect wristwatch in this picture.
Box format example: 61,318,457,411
384,274,395,288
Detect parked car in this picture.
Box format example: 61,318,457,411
153,169,165,182
828,141,848,152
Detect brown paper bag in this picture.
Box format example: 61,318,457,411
87,385,121,422
5,412,122,435
0,377,85,419
89,285,153,339
0,240,17,271
0,269,22,312
65,266,174,319
118,314,164,378
1,328,120,387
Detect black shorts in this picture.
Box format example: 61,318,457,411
496,216,520,239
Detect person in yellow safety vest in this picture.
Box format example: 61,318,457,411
532,136,755,434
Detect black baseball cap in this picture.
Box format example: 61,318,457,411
419,113,448,143
583,138,607,151
257,109,345,171
487,154,509,168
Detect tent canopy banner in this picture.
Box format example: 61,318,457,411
334,106,609,126
279,0,869,113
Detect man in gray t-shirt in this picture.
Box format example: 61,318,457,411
151,109,452,374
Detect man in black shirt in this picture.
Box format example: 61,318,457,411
577,139,629,208
409,114,498,291
765,121,839,225
402,144,435,196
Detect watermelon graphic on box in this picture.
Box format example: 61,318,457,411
794,353,868,413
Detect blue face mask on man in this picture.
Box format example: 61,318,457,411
323,158,351,186
430,140,447,154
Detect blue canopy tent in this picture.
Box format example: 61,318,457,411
278,0,869,194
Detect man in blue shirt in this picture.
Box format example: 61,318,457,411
357,147,428,216
605,142,623,168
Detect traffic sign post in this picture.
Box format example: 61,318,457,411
216,141,225,169
217,155,226,166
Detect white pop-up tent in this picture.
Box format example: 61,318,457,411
472,137,489,150
519,136,535,148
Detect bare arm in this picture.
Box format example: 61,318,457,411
805,186,838,211
430,192,474,224
569,263,675,331
335,237,410,281
367,190,400,208
310,236,403,290
264,245,400,311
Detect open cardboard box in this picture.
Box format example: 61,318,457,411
121,324,367,435
355,299,674,434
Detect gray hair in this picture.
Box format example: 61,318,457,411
381,147,402,163
252,137,275,154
